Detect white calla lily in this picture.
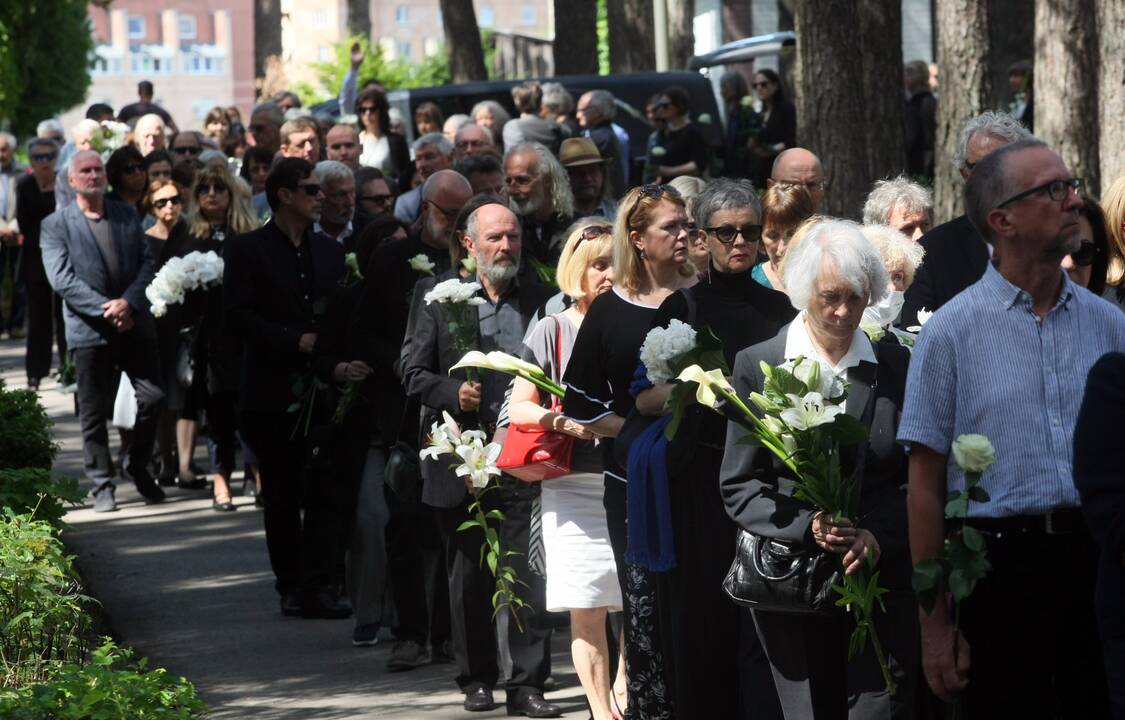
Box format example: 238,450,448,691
450,350,545,378
779,392,844,431
677,364,733,409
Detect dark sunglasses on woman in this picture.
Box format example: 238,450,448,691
153,196,183,209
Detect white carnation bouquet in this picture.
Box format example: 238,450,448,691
638,319,698,385
145,250,224,318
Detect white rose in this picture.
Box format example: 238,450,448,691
917,308,933,326
951,434,996,474
409,253,436,274
650,146,667,158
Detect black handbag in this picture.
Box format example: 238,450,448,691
384,397,423,505
722,362,877,614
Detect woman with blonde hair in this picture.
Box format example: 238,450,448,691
510,218,623,720
1100,176,1125,308
563,184,697,719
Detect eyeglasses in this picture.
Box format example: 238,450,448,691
297,183,322,197
361,193,393,206
125,163,145,173
173,145,201,156
30,153,57,162
996,177,1083,208
198,183,229,196
153,196,183,209
1069,240,1099,267
425,199,460,220
777,179,829,192
358,105,379,115
456,139,488,150
706,223,763,245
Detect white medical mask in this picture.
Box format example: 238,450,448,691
864,290,904,328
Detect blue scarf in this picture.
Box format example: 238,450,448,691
625,413,676,571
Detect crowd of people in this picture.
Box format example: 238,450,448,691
2,51,1123,720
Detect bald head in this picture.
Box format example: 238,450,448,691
420,170,473,250
326,124,360,168
454,124,495,159
770,148,826,211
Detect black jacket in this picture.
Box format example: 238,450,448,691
719,328,913,589
900,214,989,328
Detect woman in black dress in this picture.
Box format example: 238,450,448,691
749,69,797,189
633,179,795,718
185,165,261,509
563,184,698,720
644,86,711,184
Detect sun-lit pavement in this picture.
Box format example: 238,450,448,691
0,337,582,718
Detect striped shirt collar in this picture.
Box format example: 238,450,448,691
980,261,1076,312
783,311,876,378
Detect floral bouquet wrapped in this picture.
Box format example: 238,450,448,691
88,121,132,161
638,318,729,438
145,250,224,318
678,356,897,693
421,412,528,628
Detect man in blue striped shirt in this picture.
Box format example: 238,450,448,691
899,138,1124,717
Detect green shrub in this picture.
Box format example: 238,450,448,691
0,640,209,718
0,381,58,471
0,468,84,527
0,510,92,686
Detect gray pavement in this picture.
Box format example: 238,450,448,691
0,338,583,719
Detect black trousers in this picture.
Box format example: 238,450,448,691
386,492,450,646
0,244,24,331
23,267,66,382
73,338,164,494
435,478,551,698
960,522,1110,719
203,390,238,475
239,411,344,596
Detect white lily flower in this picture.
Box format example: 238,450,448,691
917,308,933,326
450,350,545,378
780,392,844,431
420,419,458,461
454,440,502,489
677,364,732,409
650,146,667,158
951,434,996,474
409,253,436,275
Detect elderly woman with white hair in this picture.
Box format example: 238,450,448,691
860,224,927,343
720,218,918,719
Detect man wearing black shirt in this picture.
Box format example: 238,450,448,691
117,81,178,132
223,158,349,618
504,142,574,269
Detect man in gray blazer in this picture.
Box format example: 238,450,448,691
41,150,165,512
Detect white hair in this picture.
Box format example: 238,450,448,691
540,82,574,114
413,131,453,157
470,100,510,127
861,224,926,287
313,160,355,186
782,219,889,310
862,175,933,226
72,118,100,139
953,111,1032,175
0,131,15,149
135,113,166,132
583,90,616,121
503,141,574,219
37,119,65,137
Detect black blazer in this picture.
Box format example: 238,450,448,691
900,214,989,328
1074,351,1125,563
223,220,345,413
719,327,912,589
15,173,55,282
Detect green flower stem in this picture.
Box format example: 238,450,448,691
463,484,526,633
716,385,800,475
867,618,896,695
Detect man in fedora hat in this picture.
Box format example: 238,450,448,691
559,137,617,220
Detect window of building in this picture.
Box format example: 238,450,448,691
127,15,146,40
520,4,536,25
423,37,440,56
311,10,328,27
479,6,494,27
178,15,197,40
318,45,333,62
395,5,409,25
397,40,412,59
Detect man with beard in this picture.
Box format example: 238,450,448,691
503,142,574,268
403,199,557,716
559,137,617,220
312,161,362,250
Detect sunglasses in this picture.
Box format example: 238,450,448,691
1069,240,1099,267
580,225,613,241
751,81,772,89
361,193,392,205
297,183,322,197
153,196,183,209
31,153,57,162
198,183,229,196
706,223,763,245
358,106,379,115
173,146,202,156
425,199,460,220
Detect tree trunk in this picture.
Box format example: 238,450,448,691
346,0,372,38
607,0,655,73
554,0,599,75
440,0,488,82
791,0,870,219
255,0,283,83
933,0,991,223
666,0,695,70
987,0,1035,113
857,0,905,184
1098,0,1125,187
1034,0,1099,196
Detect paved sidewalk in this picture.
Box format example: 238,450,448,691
0,339,583,719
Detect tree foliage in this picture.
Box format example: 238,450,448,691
293,37,451,108
0,0,93,137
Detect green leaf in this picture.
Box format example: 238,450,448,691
829,414,868,446
456,520,478,533
961,525,985,552
486,552,498,576
967,485,991,503
948,568,974,602
945,490,969,519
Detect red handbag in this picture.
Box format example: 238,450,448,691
497,318,574,482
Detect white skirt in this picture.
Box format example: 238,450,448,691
542,472,623,612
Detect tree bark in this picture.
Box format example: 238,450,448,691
857,0,905,185
347,0,372,38
554,0,599,75
255,0,284,82
1097,0,1125,187
666,0,695,70
791,0,871,219
440,0,488,82
1034,0,1099,196
933,0,991,223
607,0,655,73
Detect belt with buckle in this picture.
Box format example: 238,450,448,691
966,509,1085,537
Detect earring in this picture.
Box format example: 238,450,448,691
636,245,646,260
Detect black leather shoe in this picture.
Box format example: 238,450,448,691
464,686,495,712
301,591,352,619
506,693,562,718
280,592,302,616
135,478,166,505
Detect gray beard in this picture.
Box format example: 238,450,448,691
479,257,519,285
510,195,540,217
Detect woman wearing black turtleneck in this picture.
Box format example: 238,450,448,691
634,180,795,718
